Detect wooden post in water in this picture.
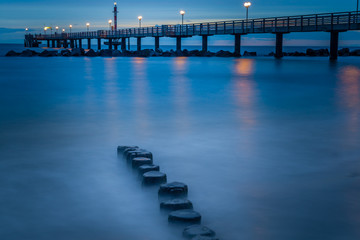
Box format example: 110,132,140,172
109,38,113,50
176,36,182,52
202,35,208,52
275,33,284,59
234,34,241,56
137,37,142,52
97,38,101,50
121,38,126,51
155,36,160,50
330,31,339,60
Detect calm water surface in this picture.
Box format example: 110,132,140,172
0,52,360,240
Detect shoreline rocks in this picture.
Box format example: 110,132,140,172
7,47,360,59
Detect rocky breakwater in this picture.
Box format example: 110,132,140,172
5,48,237,58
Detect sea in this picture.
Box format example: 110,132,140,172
0,43,359,240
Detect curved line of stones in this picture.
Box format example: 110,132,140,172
117,146,220,240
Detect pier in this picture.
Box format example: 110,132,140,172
25,11,360,60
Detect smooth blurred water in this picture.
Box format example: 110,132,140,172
0,47,360,240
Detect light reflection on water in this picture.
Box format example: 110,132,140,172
0,57,360,240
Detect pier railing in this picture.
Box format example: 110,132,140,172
33,11,360,40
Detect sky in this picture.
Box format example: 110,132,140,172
0,0,360,46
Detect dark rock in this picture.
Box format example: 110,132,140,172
138,164,160,175
142,171,167,185
338,48,350,56
5,50,19,56
126,151,153,162
162,51,172,57
189,50,201,56
160,199,193,211
117,146,139,154
132,157,153,168
99,49,112,57
306,48,329,57
60,49,71,56
215,50,233,57
350,49,360,56
168,209,201,224
243,51,257,56
191,236,219,240
137,49,154,57
175,49,183,56
112,50,122,56
158,182,188,197
39,50,58,57
20,49,37,57
122,147,140,157
183,225,216,239
268,52,275,56
85,49,97,57
71,48,85,56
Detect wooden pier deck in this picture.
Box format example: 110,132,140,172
25,11,360,60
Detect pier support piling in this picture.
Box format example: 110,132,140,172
330,31,339,60
79,39,82,49
97,38,101,50
56,40,61,48
70,40,74,48
121,38,127,51
87,39,91,49
275,33,284,59
155,37,160,50
176,36,182,52
108,39,113,50
137,37,142,52
234,34,241,56
47,40,50,48
51,40,56,48
202,35,208,52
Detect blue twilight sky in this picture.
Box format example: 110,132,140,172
0,0,360,46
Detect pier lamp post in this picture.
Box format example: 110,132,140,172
62,29,65,33
44,27,46,35
69,25,72,33
180,10,185,25
138,16,143,28
244,2,251,21
86,23,90,32
109,20,112,30
55,26,59,34
25,28,29,33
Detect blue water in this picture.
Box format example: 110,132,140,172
0,44,360,240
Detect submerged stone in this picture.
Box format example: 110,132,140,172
183,225,216,239
158,182,188,197
138,164,160,175
160,199,193,211
168,209,201,224
117,146,138,154
127,151,153,162
132,157,153,168
142,171,167,185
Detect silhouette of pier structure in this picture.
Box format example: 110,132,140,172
25,11,360,60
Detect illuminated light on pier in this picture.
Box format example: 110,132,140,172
138,16,143,28
244,2,251,21
180,10,185,25
108,19,112,30
86,23,90,32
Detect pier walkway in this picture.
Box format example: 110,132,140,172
25,11,360,60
